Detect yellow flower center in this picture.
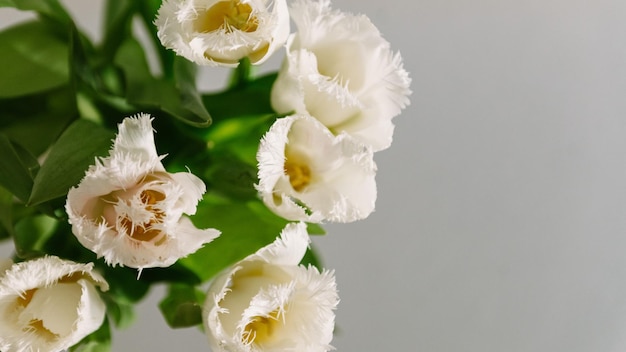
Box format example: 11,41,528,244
242,310,282,345
284,160,311,192
15,288,63,341
196,0,258,33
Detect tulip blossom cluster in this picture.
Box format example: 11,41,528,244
0,0,409,350
257,0,411,223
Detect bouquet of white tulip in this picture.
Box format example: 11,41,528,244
0,0,410,351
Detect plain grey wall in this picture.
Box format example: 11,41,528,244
3,0,626,351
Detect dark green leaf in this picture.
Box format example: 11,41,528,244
0,0,72,25
0,88,76,156
204,155,259,200
0,185,14,239
13,214,59,259
69,317,111,352
0,21,69,98
115,38,211,127
101,0,137,61
136,0,175,77
180,194,289,282
203,73,277,120
159,284,205,328
0,133,35,202
100,265,150,303
29,119,114,206
10,142,40,180
138,262,201,285
173,57,212,125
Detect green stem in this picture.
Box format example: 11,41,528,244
228,57,255,89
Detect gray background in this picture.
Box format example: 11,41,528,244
3,0,626,351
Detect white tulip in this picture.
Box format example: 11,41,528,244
155,0,290,67
66,114,220,270
0,256,108,352
257,114,377,223
204,222,338,351
271,0,411,151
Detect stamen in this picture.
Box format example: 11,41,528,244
242,310,282,345
25,319,59,341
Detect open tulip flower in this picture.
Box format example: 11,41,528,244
155,0,290,67
271,0,411,151
0,256,108,352
257,114,377,223
204,222,338,352
66,114,220,270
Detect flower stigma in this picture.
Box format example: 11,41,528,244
242,310,283,346
284,150,312,192
196,0,259,33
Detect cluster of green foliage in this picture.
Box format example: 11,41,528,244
0,1,323,350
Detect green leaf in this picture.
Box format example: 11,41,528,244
136,0,175,77
115,38,211,127
159,284,206,328
0,88,76,156
138,262,201,286
0,185,14,239
173,57,212,125
203,73,277,120
101,0,137,61
204,154,259,200
300,245,323,270
69,317,111,352
103,296,136,329
100,265,150,304
29,119,114,206
13,214,59,259
0,0,72,25
306,223,326,235
0,21,69,98
0,133,35,202
180,194,289,282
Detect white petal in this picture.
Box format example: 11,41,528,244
66,115,220,269
156,0,289,66
250,222,310,266
19,282,82,336
0,256,107,352
257,115,377,223
271,0,411,151
112,113,160,162
203,223,338,352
